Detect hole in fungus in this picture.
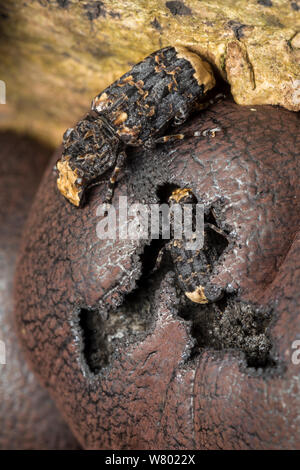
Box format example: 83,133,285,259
78,184,277,375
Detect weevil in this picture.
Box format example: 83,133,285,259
155,188,229,304
56,46,218,207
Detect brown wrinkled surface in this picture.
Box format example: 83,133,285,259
0,132,79,449
14,100,300,449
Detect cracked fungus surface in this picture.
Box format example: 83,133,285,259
0,0,299,145
14,99,300,449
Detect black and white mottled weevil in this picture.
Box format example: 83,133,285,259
56,46,217,207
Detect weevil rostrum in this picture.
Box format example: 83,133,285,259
56,46,218,207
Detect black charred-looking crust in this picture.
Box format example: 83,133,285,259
92,46,205,146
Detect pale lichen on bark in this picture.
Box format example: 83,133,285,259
0,0,299,145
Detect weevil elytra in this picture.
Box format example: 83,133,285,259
56,46,217,207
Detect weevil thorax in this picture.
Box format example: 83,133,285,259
56,113,120,206
91,46,215,147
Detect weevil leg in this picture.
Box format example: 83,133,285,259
154,125,222,145
170,93,226,133
154,134,186,145
155,93,225,144
105,151,127,203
